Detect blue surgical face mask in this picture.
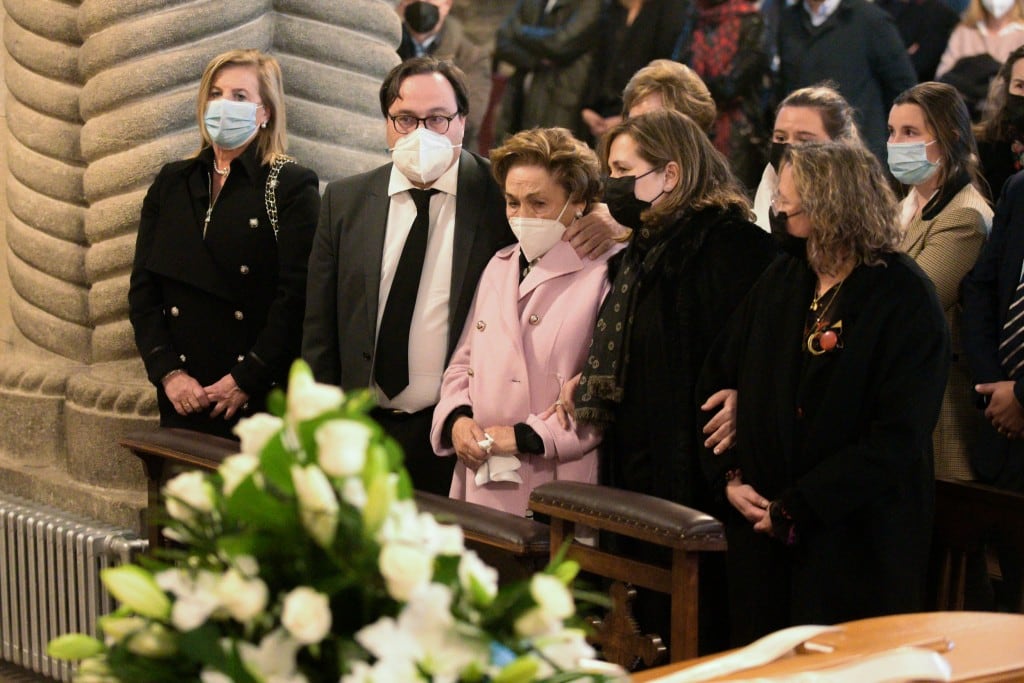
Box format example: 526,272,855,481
204,99,262,150
887,140,940,185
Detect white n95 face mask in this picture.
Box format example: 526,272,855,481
509,199,572,262
390,128,460,184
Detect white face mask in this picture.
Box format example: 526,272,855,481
390,128,460,184
509,198,572,262
983,0,1015,17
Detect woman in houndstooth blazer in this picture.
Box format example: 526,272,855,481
889,82,993,480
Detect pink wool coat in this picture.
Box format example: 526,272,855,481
430,239,617,515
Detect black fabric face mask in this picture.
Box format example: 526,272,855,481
405,1,440,34
769,209,808,261
769,141,789,173
1006,93,1024,133
603,172,654,230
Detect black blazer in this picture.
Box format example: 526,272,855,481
963,171,1024,485
129,145,320,435
302,150,513,391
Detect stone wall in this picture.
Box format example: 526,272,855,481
0,0,402,529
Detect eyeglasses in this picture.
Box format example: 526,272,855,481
770,193,796,212
388,112,459,134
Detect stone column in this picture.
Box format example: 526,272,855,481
0,0,400,529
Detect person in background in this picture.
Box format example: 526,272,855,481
962,171,1024,612
129,49,320,439
888,82,992,480
700,142,949,644
675,0,770,190
975,46,1024,202
776,0,916,162
621,59,717,130
431,128,618,517
395,0,492,153
878,0,960,82
752,84,863,230
493,0,602,141
937,0,1024,117
579,0,691,140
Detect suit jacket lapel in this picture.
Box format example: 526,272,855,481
450,150,486,335
519,240,584,299
362,167,391,347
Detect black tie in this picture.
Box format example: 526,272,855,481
1000,277,1024,380
374,188,439,398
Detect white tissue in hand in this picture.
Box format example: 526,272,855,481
475,454,523,486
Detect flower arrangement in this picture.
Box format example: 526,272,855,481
48,361,621,683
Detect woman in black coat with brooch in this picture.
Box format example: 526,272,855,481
129,49,320,439
699,142,950,645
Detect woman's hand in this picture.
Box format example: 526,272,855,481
701,389,738,454
726,477,769,524
482,425,517,455
539,373,581,430
204,374,249,420
164,372,211,416
452,416,489,471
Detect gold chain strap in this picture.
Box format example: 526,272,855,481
265,156,295,241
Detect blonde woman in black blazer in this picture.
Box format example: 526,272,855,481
129,49,320,438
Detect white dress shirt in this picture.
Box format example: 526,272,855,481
374,158,460,412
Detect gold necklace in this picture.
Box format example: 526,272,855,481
806,278,845,355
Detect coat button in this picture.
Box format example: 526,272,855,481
179,354,187,362
467,368,474,377
362,351,371,361
170,306,180,317
239,265,249,275
234,310,244,321
529,314,540,325
796,406,804,419
237,355,245,362
476,320,486,331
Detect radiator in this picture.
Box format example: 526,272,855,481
0,492,147,682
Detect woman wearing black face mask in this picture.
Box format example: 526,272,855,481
699,142,949,644
976,45,1024,203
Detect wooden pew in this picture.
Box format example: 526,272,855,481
529,481,726,666
933,477,1024,610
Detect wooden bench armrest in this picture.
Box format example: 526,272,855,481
529,481,725,551
414,491,549,558
121,428,238,472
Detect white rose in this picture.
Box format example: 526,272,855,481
218,453,260,496
315,419,371,477
418,513,464,556
281,587,332,645
530,573,574,620
533,628,596,672
457,550,498,605
287,370,344,423
379,543,433,601
163,470,215,523
127,623,176,658
514,607,560,638
216,568,268,623
156,568,222,631
290,464,339,548
233,414,283,455
341,477,368,509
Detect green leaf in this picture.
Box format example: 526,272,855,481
225,477,294,531
215,532,257,560
493,655,540,683
343,387,377,416
46,634,104,660
258,433,295,495
100,565,171,620
266,387,286,417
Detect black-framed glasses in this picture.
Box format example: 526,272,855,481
388,112,458,134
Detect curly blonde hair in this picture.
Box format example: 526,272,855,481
785,142,900,275
490,127,602,206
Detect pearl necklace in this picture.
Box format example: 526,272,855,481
213,163,230,177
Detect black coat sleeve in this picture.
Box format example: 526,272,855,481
128,165,184,386
231,163,320,394
495,0,603,67
302,181,342,386
963,173,1024,397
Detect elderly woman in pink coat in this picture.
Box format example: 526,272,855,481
430,127,619,516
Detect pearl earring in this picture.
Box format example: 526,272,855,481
260,122,267,129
